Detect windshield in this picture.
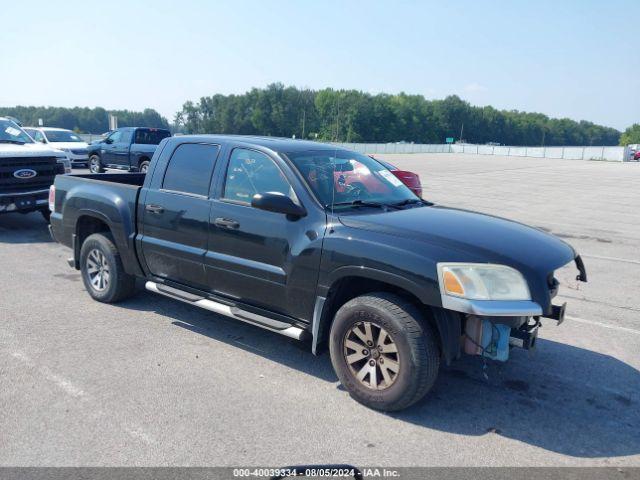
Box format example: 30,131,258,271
286,149,417,208
44,130,83,143
0,119,33,144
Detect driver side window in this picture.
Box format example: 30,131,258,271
106,131,122,143
222,148,294,204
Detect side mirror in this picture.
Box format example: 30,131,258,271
251,193,306,217
104,138,113,144
40,138,47,144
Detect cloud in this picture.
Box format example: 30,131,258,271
464,83,488,93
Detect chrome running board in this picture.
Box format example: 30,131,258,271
145,281,306,340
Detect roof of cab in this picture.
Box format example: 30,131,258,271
172,134,344,154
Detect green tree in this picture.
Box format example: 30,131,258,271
620,124,640,145
0,106,169,133
171,84,623,146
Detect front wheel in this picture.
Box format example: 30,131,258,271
329,293,440,411
80,233,136,303
139,160,150,174
88,155,105,173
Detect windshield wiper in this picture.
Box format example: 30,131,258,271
0,139,26,145
391,198,432,208
328,200,401,210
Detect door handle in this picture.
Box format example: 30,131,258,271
214,217,240,229
145,204,164,214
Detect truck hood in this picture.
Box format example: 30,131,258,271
339,205,577,278
0,142,66,158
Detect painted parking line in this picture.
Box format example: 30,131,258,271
8,349,153,445
581,254,640,265
565,315,640,335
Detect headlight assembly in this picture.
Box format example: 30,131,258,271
437,263,531,301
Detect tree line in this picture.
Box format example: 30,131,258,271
2,86,631,146
0,106,169,133
174,83,622,146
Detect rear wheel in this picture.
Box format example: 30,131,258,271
40,209,50,223
89,155,105,173
80,233,136,303
329,292,440,411
139,160,150,174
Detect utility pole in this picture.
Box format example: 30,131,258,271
541,129,546,147
459,123,464,143
301,108,306,140
335,101,340,142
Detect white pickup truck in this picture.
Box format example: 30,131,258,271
0,117,71,222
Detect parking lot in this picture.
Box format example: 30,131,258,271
1,153,638,467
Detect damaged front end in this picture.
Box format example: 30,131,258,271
439,255,587,363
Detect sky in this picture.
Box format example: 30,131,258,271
1,0,638,131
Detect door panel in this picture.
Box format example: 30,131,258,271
141,190,211,288
139,143,220,289
111,129,132,167
101,130,121,164
206,147,326,322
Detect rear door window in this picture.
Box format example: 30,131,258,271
162,143,220,197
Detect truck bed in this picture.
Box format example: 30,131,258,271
50,172,148,276
65,172,146,187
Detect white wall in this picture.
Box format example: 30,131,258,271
330,142,628,162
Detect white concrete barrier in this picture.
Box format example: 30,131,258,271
329,142,627,162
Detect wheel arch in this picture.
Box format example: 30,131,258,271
313,269,462,365
74,213,112,269
73,211,142,277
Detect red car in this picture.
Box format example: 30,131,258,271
634,150,640,161
330,156,424,199
372,157,423,197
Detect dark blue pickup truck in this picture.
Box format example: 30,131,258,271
49,135,587,411
87,127,171,174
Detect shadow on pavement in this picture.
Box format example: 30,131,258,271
0,212,52,244
393,340,640,458
120,290,640,459
122,290,338,383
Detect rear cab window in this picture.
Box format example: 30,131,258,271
135,129,171,145
161,143,220,197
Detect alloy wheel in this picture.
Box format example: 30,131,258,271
343,321,400,390
86,249,110,291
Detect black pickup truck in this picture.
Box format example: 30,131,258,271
49,135,587,411
86,127,171,174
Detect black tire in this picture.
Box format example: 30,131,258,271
329,292,440,411
89,154,105,173
139,160,150,174
40,209,51,223
80,233,136,303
